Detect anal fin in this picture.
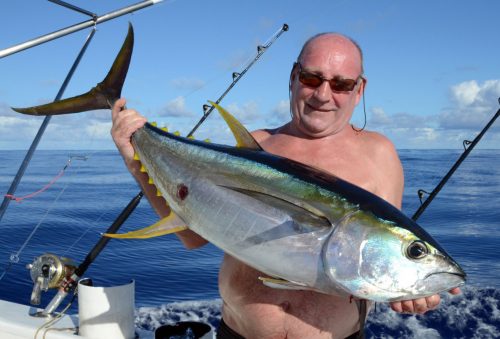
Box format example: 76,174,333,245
104,211,188,239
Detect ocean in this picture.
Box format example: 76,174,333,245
0,149,498,338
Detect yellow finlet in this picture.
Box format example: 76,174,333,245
148,177,154,185
174,131,181,136
151,121,158,127
161,127,169,132
133,152,140,161
139,164,147,173
188,135,195,140
156,189,162,197
204,138,211,143
103,212,188,239
208,101,262,150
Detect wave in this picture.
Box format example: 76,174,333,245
133,286,500,338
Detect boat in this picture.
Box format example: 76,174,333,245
0,1,216,338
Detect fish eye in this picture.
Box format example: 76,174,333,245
406,240,429,260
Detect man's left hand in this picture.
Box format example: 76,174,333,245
390,288,461,314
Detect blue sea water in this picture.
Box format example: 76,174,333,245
0,149,499,338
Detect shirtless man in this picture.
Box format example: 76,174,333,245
111,33,459,338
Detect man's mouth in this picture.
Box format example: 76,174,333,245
306,103,336,112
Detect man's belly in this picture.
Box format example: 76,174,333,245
218,255,361,339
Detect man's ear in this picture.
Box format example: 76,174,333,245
289,62,298,90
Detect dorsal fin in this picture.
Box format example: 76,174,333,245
209,101,263,151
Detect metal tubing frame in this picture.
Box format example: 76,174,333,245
0,28,97,224
0,0,162,59
0,0,162,223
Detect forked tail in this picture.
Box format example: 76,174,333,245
12,23,134,115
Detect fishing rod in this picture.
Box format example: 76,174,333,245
188,23,289,137
29,23,289,316
412,98,500,221
0,0,163,224
36,192,144,316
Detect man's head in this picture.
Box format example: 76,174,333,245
289,33,366,138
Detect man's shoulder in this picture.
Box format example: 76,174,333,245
251,127,282,144
359,129,397,154
356,129,402,174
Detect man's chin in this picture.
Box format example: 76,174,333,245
297,123,342,138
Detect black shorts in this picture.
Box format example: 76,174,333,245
216,318,361,339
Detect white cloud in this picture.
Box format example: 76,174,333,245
370,106,431,129
225,101,261,121
440,80,500,130
451,80,481,106
85,121,113,140
158,96,195,117
367,80,500,148
0,103,12,117
87,109,110,121
270,99,290,123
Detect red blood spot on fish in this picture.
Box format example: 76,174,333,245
177,184,188,200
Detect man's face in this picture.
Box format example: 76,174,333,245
290,35,364,138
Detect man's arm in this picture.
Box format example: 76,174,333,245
111,98,208,249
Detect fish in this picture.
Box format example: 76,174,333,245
12,23,466,302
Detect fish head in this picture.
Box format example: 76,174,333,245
323,211,466,301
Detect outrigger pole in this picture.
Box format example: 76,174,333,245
0,0,162,224
412,99,500,221
0,0,162,59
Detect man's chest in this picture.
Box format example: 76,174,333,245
267,142,379,195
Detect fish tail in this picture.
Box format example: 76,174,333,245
12,23,134,116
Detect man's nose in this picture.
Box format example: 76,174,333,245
312,80,332,102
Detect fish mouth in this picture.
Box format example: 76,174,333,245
419,269,467,293
424,270,467,281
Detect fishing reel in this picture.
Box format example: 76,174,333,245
26,253,76,306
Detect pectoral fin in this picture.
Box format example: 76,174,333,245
104,211,187,239
223,186,331,229
259,277,312,291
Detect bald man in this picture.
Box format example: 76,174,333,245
111,33,458,338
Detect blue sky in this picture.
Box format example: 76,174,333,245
1,0,499,150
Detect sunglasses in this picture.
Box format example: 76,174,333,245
296,62,362,92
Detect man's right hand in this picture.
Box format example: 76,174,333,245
111,98,147,168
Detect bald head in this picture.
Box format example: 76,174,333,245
297,33,364,74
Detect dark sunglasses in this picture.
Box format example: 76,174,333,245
295,62,362,92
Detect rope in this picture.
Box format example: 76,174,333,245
34,289,78,339
0,154,88,282
3,156,85,202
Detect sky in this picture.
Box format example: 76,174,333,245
1,0,499,150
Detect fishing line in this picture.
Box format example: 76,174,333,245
3,156,86,203
0,155,87,282
34,287,78,339
61,208,110,258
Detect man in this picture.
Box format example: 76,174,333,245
111,33,459,338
